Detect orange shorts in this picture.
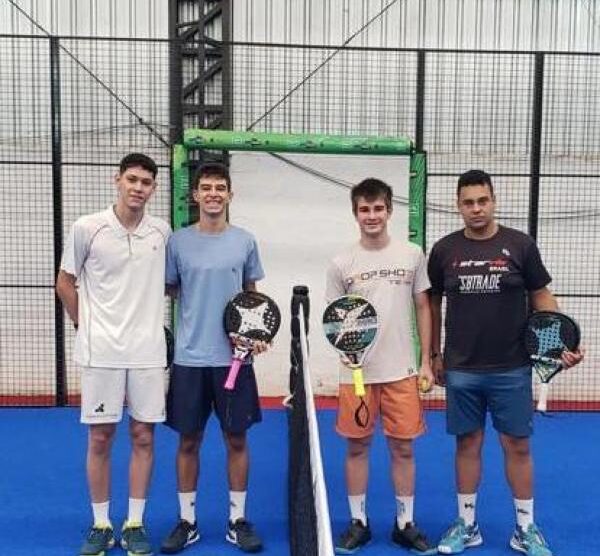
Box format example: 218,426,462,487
336,376,426,439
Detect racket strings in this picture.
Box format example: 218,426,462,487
323,302,377,353
227,299,281,341
532,323,567,358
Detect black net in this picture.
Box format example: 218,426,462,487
288,286,318,556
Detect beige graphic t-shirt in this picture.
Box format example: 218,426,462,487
325,239,430,384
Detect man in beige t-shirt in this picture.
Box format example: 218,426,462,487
326,178,436,555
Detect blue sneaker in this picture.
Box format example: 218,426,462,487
438,518,483,554
80,525,115,556
510,523,553,556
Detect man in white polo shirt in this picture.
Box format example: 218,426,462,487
56,153,171,556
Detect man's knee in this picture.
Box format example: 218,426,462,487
89,425,116,455
130,422,154,451
500,434,530,458
387,438,414,461
347,436,373,458
179,432,202,455
457,429,484,456
224,432,247,454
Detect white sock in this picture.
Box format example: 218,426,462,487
458,493,477,526
348,494,367,526
230,491,247,522
514,498,534,529
127,498,146,524
179,491,197,525
395,495,414,529
92,501,111,528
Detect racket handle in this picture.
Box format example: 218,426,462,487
537,382,549,412
352,367,366,397
224,358,243,391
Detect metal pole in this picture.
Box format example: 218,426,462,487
415,50,426,152
168,1,184,145
50,36,66,407
529,53,544,241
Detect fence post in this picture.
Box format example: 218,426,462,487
50,36,66,407
415,50,426,152
529,53,544,241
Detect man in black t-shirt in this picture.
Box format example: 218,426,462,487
428,170,583,556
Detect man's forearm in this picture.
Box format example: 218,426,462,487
56,272,79,325
430,293,443,355
529,287,559,312
414,293,432,364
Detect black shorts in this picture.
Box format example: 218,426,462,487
166,364,262,435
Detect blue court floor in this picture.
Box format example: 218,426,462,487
0,408,598,555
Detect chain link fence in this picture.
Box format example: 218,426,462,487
1,36,598,407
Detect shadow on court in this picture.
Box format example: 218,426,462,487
1,408,599,555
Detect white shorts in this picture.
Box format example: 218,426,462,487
80,367,168,425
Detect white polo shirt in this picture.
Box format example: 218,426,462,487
61,206,171,368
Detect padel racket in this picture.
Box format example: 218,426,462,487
322,295,378,427
525,311,580,412
164,326,175,369
223,291,281,390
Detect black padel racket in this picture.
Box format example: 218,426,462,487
322,295,378,427
164,326,175,369
223,291,281,390
525,311,580,412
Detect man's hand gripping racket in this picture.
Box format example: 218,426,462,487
223,291,281,390
322,295,378,427
525,311,582,413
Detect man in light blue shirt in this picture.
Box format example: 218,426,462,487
161,163,266,554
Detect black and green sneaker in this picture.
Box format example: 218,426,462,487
121,522,153,556
335,519,372,554
226,519,263,553
391,521,437,555
80,525,115,556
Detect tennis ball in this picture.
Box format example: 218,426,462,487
418,376,432,393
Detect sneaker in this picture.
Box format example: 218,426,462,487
510,523,553,556
80,525,115,556
226,519,263,553
438,518,483,554
121,522,153,556
160,520,200,554
391,521,437,555
334,519,372,554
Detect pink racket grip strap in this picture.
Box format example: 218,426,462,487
224,358,243,390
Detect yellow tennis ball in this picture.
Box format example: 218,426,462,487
418,376,432,393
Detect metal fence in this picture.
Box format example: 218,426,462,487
1,36,598,407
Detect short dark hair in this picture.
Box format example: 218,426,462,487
457,169,494,197
351,178,393,214
119,152,158,178
193,162,231,190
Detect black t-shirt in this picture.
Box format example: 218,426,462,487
428,225,551,370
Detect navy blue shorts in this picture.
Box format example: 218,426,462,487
445,366,533,438
166,364,262,435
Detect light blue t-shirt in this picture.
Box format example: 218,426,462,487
166,224,265,366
